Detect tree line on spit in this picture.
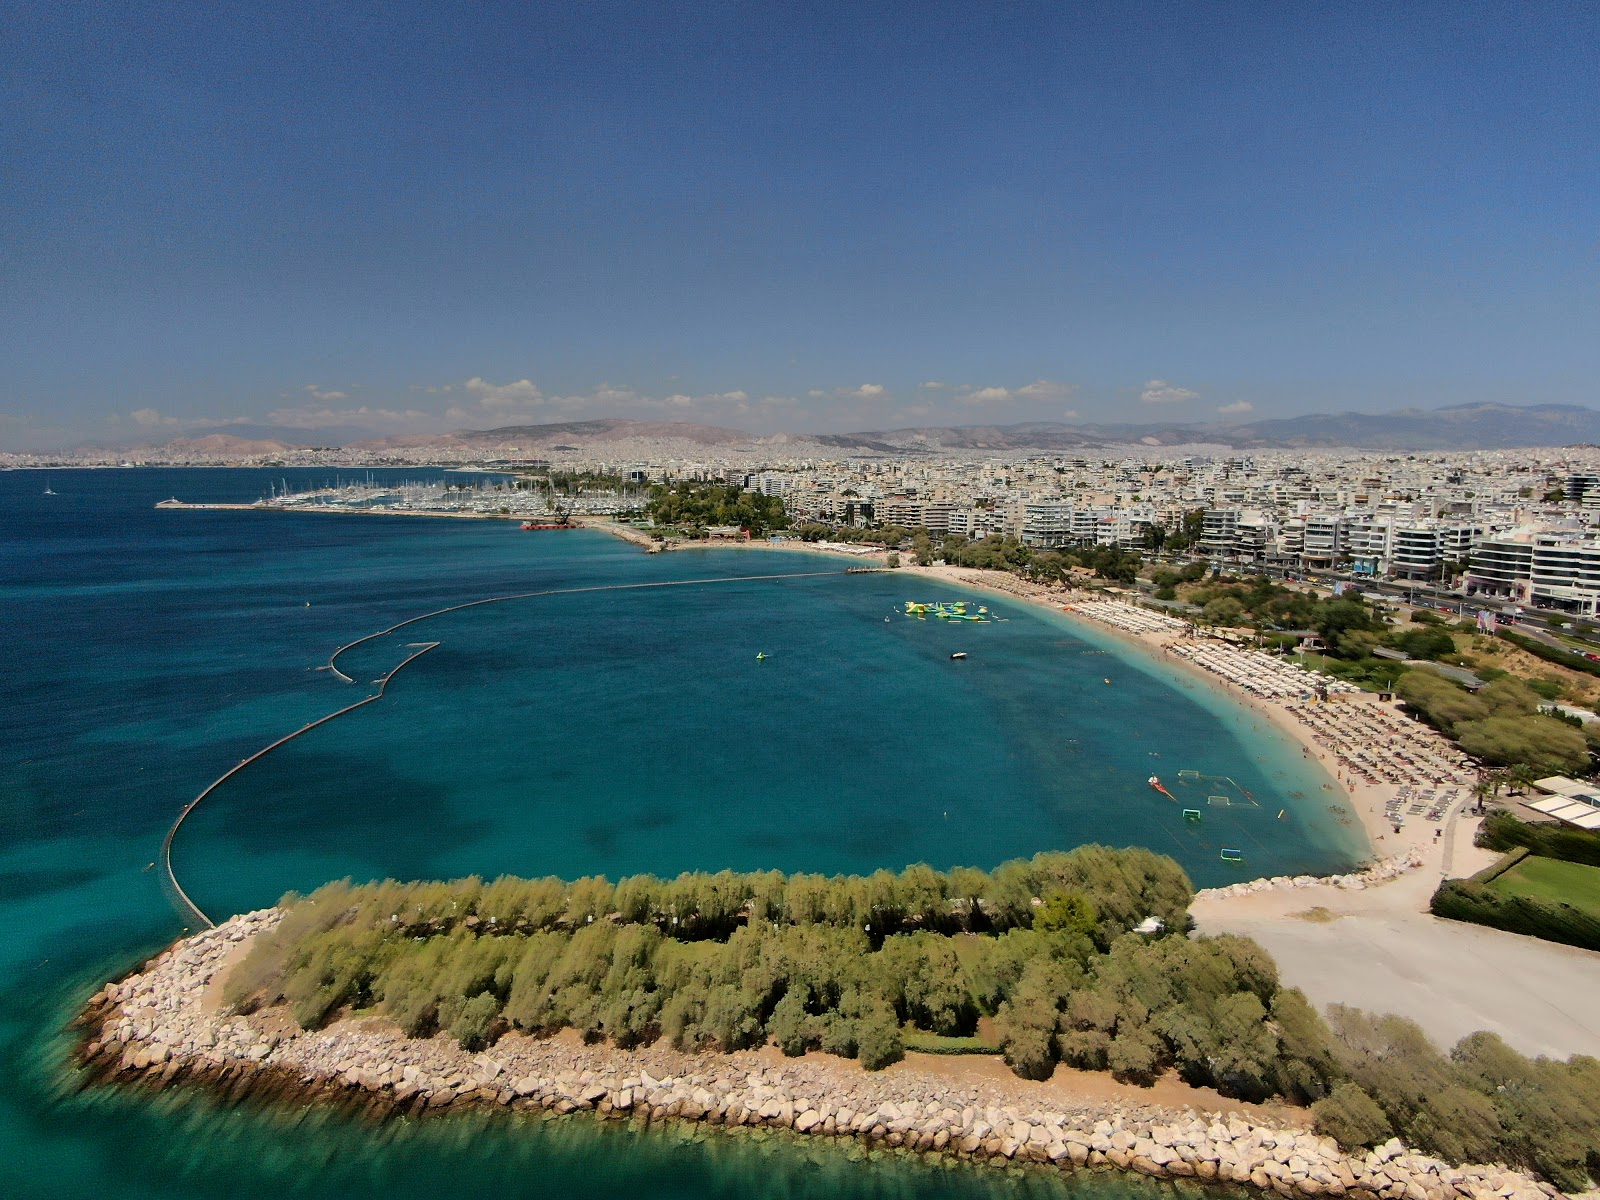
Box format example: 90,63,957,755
226,846,1600,1189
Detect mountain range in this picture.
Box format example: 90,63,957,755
420,403,1600,453
810,404,1600,452
96,402,1600,456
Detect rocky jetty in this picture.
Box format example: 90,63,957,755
1193,852,1425,903
76,911,1563,1200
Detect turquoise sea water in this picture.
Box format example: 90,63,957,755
0,467,1359,1198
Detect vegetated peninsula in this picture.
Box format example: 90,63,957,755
78,848,1599,1196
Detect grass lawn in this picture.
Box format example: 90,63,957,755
900,1030,1002,1055
1488,855,1600,918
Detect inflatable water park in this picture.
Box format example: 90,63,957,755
904,600,992,621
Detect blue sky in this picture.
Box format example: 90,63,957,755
2,1,1596,447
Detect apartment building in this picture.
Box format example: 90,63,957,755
1466,530,1600,614
1020,499,1076,547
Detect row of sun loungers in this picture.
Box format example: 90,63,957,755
1067,597,1479,801
1284,700,1475,788
1166,642,1362,699
1384,784,1469,826
1069,599,1190,635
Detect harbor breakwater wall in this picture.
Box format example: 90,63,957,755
75,912,1561,1200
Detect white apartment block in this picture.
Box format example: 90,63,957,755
1467,529,1600,614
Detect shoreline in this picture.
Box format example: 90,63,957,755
170,500,1423,893
156,501,1450,900
74,911,1562,1200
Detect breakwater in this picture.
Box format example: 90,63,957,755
76,914,1561,1200
1192,851,1425,903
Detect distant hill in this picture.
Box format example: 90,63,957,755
64,402,1600,457
1215,403,1600,450
453,419,756,446
829,403,1600,452
357,418,762,450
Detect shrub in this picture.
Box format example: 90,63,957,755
1430,879,1600,952
1313,1082,1393,1147
1478,811,1600,868
450,991,502,1050
855,1005,904,1070
1498,630,1600,677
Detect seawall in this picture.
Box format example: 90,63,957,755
74,913,1563,1200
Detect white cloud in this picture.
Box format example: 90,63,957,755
123,409,257,436
267,404,435,432
844,383,885,399
304,384,348,402
919,381,945,390
1216,400,1254,415
962,386,1011,404
1016,379,1077,402
1061,409,1081,421
1141,379,1199,404
442,378,792,426
463,376,544,410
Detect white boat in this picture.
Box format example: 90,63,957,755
950,652,967,660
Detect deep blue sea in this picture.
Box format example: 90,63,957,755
0,467,1359,1198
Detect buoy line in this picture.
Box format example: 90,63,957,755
163,569,862,927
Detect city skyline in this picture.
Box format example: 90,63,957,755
4,2,1597,448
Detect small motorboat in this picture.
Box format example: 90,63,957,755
950,652,967,660
756,652,768,661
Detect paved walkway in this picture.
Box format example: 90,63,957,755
1199,904,1600,1059
1193,829,1600,1059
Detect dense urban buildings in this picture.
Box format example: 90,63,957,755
18,437,1600,612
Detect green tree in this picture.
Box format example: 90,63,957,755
1034,890,1098,938
1202,596,1248,627
1313,1083,1393,1148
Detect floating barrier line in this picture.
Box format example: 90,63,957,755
161,641,440,930
327,569,853,679
165,569,860,928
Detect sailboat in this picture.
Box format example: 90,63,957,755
42,485,56,495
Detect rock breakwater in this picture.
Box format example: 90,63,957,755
75,911,1562,1200
1193,853,1425,903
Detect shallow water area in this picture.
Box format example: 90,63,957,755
0,467,1357,1198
